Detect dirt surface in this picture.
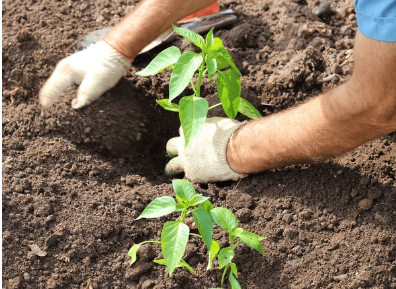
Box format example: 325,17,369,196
2,0,396,288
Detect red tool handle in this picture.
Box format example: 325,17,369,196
181,2,220,21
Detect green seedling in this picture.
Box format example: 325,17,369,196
136,25,262,147
129,179,266,289
210,207,266,289
129,179,214,275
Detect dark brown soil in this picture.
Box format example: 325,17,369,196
2,0,396,288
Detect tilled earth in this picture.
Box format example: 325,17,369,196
2,0,396,288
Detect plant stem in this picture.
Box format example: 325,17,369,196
190,80,196,94
208,103,222,110
189,233,202,239
180,209,188,222
141,240,162,245
220,235,236,286
195,57,206,98
221,264,229,286
230,235,236,250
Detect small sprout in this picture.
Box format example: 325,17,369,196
129,179,266,289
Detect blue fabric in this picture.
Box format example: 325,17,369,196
355,0,396,42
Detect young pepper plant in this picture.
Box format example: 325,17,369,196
129,178,266,289
136,25,262,147
128,179,217,275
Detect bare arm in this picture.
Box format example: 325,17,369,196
227,31,396,173
104,0,217,59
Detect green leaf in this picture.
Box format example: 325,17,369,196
175,202,188,212
172,179,196,203
230,262,238,278
136,46,181,76
199,200,214,214
161,221,190,275
208,50,226,70
192,208,213,251
210,207,238,233
153,258,166,264
208,39,231,70
153,258,166,265
238,230,265,254
215,55,229,70
232,227,243,237
206,27,215,49
218,248,234,269
216,69,241,119
211,37,224,51
189,195,210,207
179,96,209,147
128,243,141,266
207,239,220,270
153,258,195,274
229,270,242,289
179,258,196,275
216,47,242,76
206,56,217,82
156,99,179,112
238,98,262,119
136,196,176,219
172,24,205,49
169,52,203,101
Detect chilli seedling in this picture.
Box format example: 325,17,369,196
136,25,261,147
128,179,216,275
129,179,266,289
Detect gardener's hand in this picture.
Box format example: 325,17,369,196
39,41,132,109
165,117,248,183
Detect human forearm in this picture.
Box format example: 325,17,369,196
227,31,396,174
104,0,216,59
227,85,382,173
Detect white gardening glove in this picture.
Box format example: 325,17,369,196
165,117,248,183
39,41,132,109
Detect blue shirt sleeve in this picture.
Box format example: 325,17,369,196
355,0,396,42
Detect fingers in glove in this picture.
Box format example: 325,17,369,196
39,59,83,106
165,157,184,175
72,70,121,109
166,136,183,158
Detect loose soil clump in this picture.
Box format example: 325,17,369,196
2,0,396,288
